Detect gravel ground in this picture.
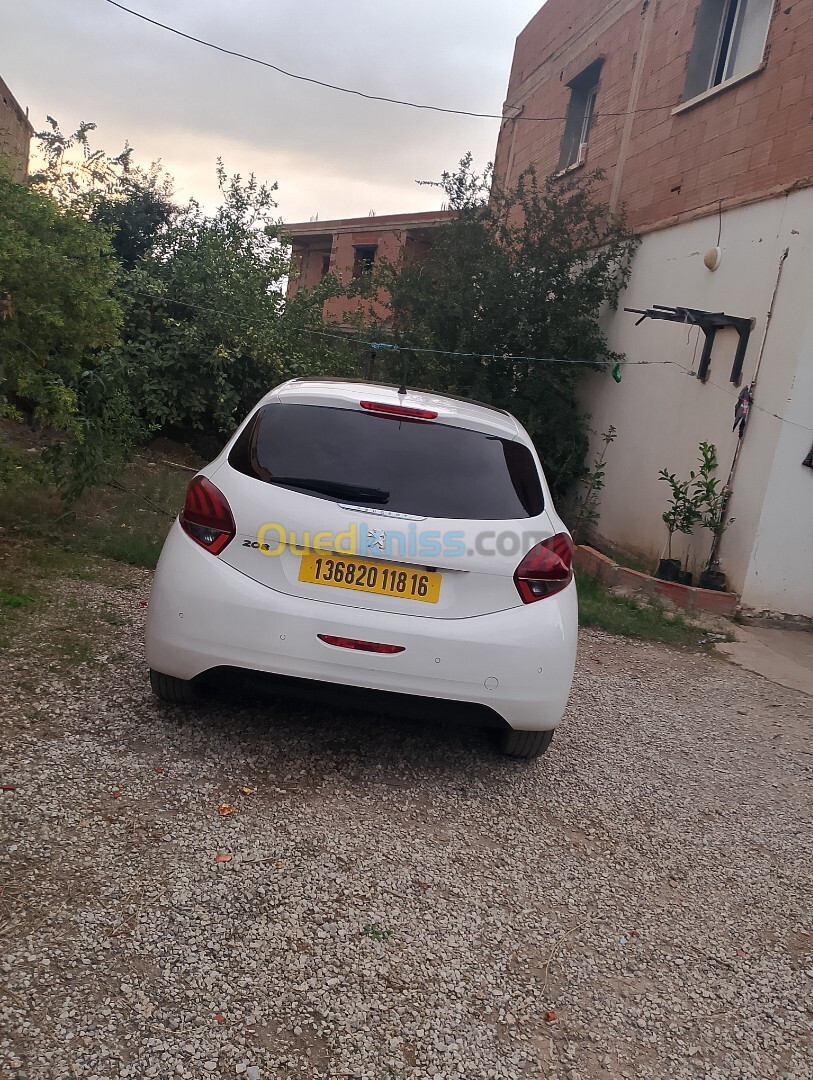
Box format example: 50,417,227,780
1,566,811,1080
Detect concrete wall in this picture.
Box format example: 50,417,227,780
0,74,33,183
739,233,813,614
582,187,813,615
494,0,813,232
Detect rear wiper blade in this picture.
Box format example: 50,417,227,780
268,476,390,503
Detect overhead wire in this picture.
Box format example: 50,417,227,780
296,324,614,366
101,0,676,123
99,5,809,418
651,329,812,433
120,283,656,368
668,356,813,434
307,325,813,430
94,7,811,434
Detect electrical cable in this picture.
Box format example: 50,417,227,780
101,0,676,123
97,7,811,430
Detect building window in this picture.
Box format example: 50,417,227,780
352,245,377,277
683,0,772,101
320,253,331,278
558,60,603,173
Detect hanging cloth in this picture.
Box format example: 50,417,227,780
733,387,753,438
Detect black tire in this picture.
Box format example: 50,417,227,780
499,728,555,759
149,668,200,705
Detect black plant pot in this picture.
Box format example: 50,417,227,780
699,569,727,592
656,558,681,582
678,571,693,586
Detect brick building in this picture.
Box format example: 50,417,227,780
495,0,812,228
493,0,813,616
0,74,34,183
285,209,456,323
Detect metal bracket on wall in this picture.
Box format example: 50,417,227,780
624,305,754,386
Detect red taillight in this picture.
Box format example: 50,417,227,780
513,533,573,602
180,476,235,555
317,634,405,654
360,400,438,420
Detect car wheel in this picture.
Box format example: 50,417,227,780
149,668,200,705
500,728,555,759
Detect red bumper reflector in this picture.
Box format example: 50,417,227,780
360,400,438,420
318,634,405,654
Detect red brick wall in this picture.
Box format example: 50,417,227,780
286,212,456,323
0,75,33,183
494,0,813,232
288,227,411,321
291,244,332,293
322,227,406,323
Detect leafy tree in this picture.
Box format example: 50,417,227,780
7,116,357,496
90,164,177,270
30,117,135,207
0,173,121,432
31,117,177,269
45,352,147,501
365,155,638,496
117,163,356,439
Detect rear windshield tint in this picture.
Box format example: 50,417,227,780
229,403,544,520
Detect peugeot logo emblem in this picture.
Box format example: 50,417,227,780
367,529,386,551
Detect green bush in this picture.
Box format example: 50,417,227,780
362,156,638,498
0,174,121,433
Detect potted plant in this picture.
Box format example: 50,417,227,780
691,441,734,591
657,467,701,581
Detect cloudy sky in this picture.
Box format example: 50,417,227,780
3,0,544,223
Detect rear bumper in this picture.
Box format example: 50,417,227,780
145,525,578,731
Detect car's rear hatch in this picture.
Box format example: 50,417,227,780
212,390,559,619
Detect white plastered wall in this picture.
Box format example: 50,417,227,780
738,255,813,615
580,187,813,616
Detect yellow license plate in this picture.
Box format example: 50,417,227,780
298,552,441,603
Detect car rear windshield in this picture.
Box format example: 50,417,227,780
228,403,544,520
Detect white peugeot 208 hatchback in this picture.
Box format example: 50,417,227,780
145,378,578,758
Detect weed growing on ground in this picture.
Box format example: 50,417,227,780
577,571,728,647
361,924,393,942
0,590,34,610
1,427,193,571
